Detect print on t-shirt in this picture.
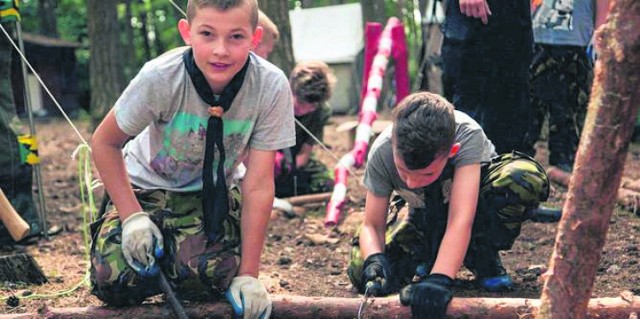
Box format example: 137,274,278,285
532,0,574,31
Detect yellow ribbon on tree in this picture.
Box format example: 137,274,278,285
0,0,20,22
18,134,40,165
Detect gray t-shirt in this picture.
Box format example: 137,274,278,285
363,111,496,208
115,48,295,192
532,0,595,47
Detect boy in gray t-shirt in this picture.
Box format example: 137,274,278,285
89,1,294,318
347,92,549,319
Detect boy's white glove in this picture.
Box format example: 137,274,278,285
121,211,164,276
225,275,272,319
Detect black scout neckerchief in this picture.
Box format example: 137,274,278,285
183,48,250,243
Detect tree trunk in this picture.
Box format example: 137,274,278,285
361,0,387,25
38,0,58,37
300,0,314,8
260,0,295,76
0,253,47,285
122,0,137,82
538,1,640,318
138,10,153,61
418,0,444,94
4,296,640,319
87,0,124,130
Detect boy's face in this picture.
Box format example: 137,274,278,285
393,143,460,189
178,4,263,93
293,97,317,116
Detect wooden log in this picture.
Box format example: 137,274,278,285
616,188,640,211
0,253,47,285
547,167,572,187
282,192,332,206
1,295,639,319
539,1,640,317
547,167,640,212
621,177,640,193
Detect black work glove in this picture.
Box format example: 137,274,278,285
399,273,453,319
361,253,393,296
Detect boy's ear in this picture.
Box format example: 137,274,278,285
448,143,461,158
251,26,264,49
178,19,192,45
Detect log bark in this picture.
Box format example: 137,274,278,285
539,1,640,318
547,167,640,212
621,177,640,193
1,295,639,319
282,192,332,206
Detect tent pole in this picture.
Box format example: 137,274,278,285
14,21,49,240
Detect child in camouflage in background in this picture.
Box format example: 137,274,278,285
274,60,335,198
347,92,550,319
527,0,610,173
89,1,295,318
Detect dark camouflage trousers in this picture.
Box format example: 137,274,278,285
0,22,40,243
274,156,334,198
528,44,593,166
347,152,549,292
90,187,242,306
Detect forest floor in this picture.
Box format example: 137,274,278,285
1,115,640,316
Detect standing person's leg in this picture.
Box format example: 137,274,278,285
480,0,534,155
465,152,549,291
441,0,486,117
528,43,553,158
547,46,592,172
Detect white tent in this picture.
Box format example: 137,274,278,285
289,3,364,113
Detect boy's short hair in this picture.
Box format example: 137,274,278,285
258,10,279,42
392,92,456,170
186,0,258,28
290,60,336,104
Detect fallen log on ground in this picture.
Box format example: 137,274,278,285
621,177,640,193
2,295,639,319
547,167,640,211
282,192,332,206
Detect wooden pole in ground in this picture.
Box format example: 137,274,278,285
539,1,640,318
1,295,639,319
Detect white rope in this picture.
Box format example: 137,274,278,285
294,117,361,179
0,23,87,145
167,0,187,17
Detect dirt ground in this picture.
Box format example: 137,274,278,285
1,115,640,315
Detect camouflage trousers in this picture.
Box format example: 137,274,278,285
528,44,593,166
274,156,334,198
90,187,242,306
347,152,549,292
0,22,39,243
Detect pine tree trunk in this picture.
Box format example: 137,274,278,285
38,0,58,37
538,1,640,318
87,0,124,130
